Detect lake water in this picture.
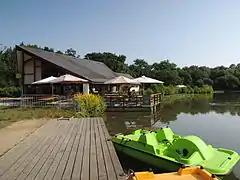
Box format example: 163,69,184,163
105,93,240,180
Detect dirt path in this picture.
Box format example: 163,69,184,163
0,119,48,156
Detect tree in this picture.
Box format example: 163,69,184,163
43,46,54,52
215,75,240,90
203,78,213,86
153,69,182,85
229,64,236,69
56,50,63,54
128,59,151,77
84,52,128,73
65,48,77,57
178,69,192,85
152,60,177,71
196,79,204,87
0,47,18,87
25,44,40,49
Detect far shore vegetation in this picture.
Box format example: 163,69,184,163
144,84,213,95
1,43,240,97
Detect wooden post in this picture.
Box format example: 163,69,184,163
33,58,36,82
83,83,89,94
21,51,24,96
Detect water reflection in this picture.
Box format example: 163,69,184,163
105,93,240,180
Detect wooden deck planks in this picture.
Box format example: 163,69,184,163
80,118,91,180
24,120,73,180
98,118,125,180
52,119,80,180
16,121,69,180
42,120,77,180
0,120,56,176
71,118,87,180
95,118,108,180
62,118,84,180
0,118,124,180
97,118,118,180
89,118,98,180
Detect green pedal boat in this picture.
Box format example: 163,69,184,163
112,127,240,176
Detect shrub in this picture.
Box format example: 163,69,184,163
157,84,165,94
179,87,188,94
0,86,21,97
200,85,214,94
150,84,159,93
186,86,194,94
196,79,204,87
148,84,213,95
73,94,106,117
193,86,201,94
144,88,154,95
164,86,176,95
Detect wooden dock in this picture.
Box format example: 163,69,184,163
0,118,125,180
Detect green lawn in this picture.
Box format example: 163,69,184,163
0,107,76,129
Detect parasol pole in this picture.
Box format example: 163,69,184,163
51,83,54,96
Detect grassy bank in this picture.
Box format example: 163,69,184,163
0,94,107,129
161,94,213,105
0,107,77,129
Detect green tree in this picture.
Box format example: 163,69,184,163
84,52,128,73
203,78,213,86
56,50,63,54
215,75,240,90
128,59,151,77
0,46,18,87
178,69,192,85
65,48,77,57
43,46,54,52
196,79,204,87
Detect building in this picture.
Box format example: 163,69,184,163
16,45,131,94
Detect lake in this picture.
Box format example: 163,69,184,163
105,93,240,180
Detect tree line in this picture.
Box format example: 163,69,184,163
1,43,240,91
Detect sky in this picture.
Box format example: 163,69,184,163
1,0,240,67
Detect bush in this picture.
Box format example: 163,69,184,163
144,88,154,95
179,87,188,94
164,86,176,95
0,86,21,97
193,86,201,94
150,84,165,94
73,94,106,117
186,86,194,94
201,85,214,94
147,84,213,95
150,84,159,93
193,85,213,94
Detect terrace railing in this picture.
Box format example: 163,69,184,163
0,95,73,109
104,93,162,108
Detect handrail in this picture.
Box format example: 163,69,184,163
104,93,162,107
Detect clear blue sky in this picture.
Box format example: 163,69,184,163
1,0,240,67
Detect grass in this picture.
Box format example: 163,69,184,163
0,107,77,129
162,94,213,105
